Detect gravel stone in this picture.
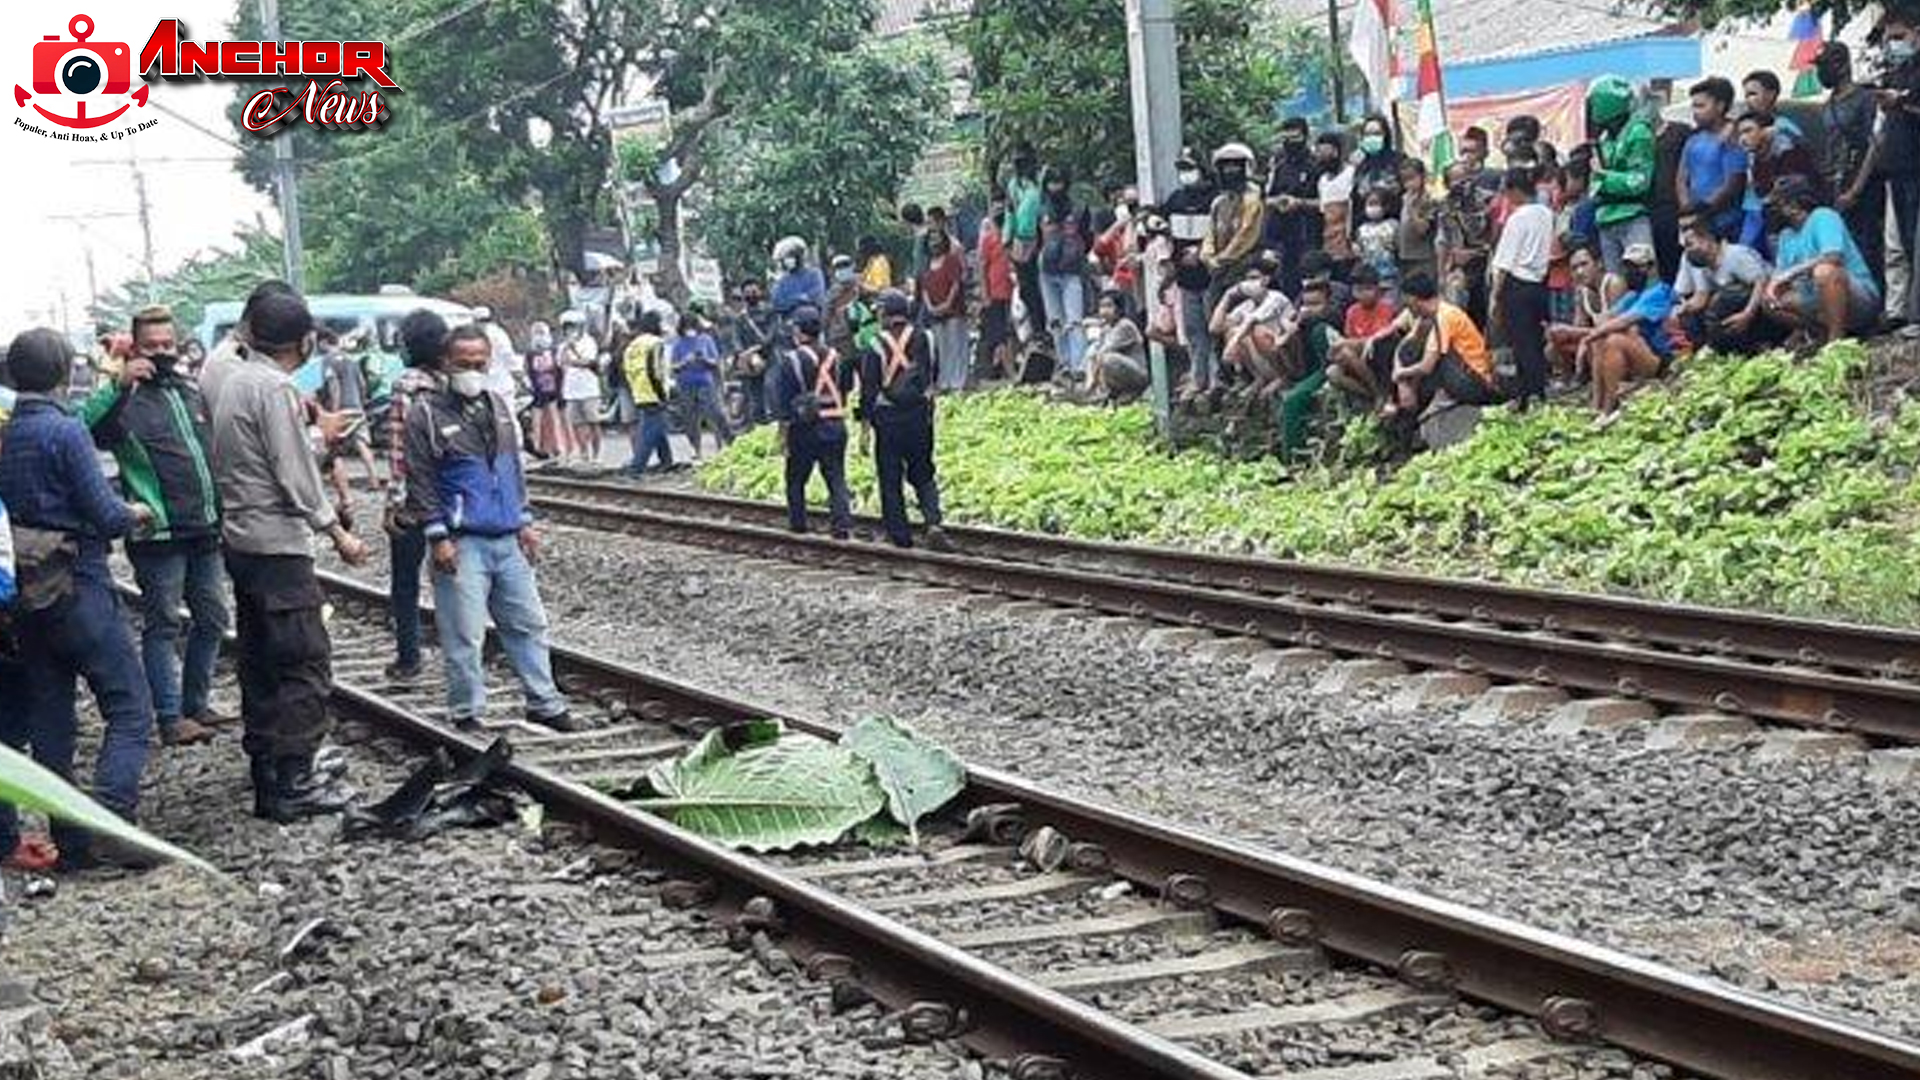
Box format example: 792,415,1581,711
317,523,1920,1038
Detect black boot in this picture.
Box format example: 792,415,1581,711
249,755,281,820
268,753,357,821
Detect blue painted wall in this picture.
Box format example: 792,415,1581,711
1433,36,1703,98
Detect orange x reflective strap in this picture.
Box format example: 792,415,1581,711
882,328,916,388
813,347,845,419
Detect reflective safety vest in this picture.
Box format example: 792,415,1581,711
880,328,916,390
792,345,846,422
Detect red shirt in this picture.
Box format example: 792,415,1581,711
1344,298,1398,340
1092,221,1138,293
921,249,966,317
979,221,1015,303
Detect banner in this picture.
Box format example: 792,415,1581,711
1402,81,1590,161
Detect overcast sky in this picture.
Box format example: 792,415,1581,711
0,0,276,339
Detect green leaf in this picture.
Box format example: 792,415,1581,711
0,744,215,873
839,717,966,844
638,726,885,852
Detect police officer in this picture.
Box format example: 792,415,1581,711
770,306,855,539
856,290,949,550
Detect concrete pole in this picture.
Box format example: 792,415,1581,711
260,0,305,293
1125,0,1182,437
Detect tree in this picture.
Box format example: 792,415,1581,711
614,0,881,306
694,38,945,281
953,0,1295,190
225,0,645,286
1648,0,1915,29
90,225,284,339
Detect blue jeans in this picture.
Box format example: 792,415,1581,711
1040,272,1087,375
430,533,566,722
629,404,674,474
390,525,428,668
0,576,154,861
129,542,228,728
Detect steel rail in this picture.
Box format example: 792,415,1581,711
317,568,1920,1080
527,476,1920,679
525,491,1920,743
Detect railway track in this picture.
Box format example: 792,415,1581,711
311,566,1920,1080
524,474,1920,745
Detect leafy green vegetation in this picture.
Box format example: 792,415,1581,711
702,343,1920,625
634,718,965,852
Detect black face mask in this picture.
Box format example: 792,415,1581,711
1624,267,1650,291
1219,165,1247,187
1684,249,1714,269
147,352,180,373
1816,63,1846,89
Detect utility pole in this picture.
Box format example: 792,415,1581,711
1327,0,1346,124
260,0,305,292
131,155,157,296
1125,0,1183,438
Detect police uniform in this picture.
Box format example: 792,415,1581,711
771,339,857,537
856,324,944,547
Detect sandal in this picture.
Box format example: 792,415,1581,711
4,836,60,873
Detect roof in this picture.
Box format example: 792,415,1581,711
877,0,965,36
1268,0,1680,65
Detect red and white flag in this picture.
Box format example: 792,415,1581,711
1349,0,1397,111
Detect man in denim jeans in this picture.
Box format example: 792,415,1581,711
81,304,225,747
0,329,158,869
406,326,577,733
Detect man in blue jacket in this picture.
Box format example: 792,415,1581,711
405,326,577,733
0,329,159,870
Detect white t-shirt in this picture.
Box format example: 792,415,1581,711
483,323,519,398
1491,202,1555,283
1674,243,1770,298
560,336,602,401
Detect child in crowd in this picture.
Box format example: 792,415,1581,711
1355,191,1401,298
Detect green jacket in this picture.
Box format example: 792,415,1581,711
1593,117,1656,227
82,374,221,545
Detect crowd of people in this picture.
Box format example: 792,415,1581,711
4,13,1920,870
0,285,581,872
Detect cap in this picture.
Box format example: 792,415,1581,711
1621,243,1657,266
791,305,823,337
877,289,912,320
1212,142,1256,166
1766,174,1819,208
559,309,586,325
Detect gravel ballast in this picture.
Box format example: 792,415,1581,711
0,685,980,1079
326,520,1920,1040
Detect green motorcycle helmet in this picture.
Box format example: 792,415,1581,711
1587,74,1634,132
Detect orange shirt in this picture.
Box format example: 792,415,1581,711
1344,298,1398,341
1434,302,1495,383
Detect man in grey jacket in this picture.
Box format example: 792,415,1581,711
199,286,369,821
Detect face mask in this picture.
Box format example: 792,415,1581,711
450,371,488,399
1219,165,1247,186
1177,168,1202,186
147,352,179,374
1817,63,1847,89
1888,39,1917,64
1685,249,1714,269
1624,268,1650,291
1365,204,1387,221
784,256,802,270
834,267,856,284
1242,281,1266,300
1113,203,1133,224
1281,135,1305,151
1360,134,1387,155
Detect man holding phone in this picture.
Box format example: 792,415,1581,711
80,304,226,748
318,328,380,530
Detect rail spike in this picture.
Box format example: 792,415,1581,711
900,1000,969,1042
1541,995,1601,1041
1007,1054,1072,1080
1397,949,1456,991
1266,907,1320,945
963,803,1028,846
1161,873,1213,908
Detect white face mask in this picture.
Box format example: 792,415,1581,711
1177,168,1202,186
450,370,488,399
1113,204,1133,224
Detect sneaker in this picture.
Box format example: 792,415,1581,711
527,709,585,734
160,717,217,747
189,708,238,728
923,525,956,553
451,716,484,734
384,660,423,683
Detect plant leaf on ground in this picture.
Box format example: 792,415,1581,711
702,342,1920,625
840,716,966,844
637,723,885,852
1,744,215,873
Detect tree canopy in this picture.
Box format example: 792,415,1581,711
953,0,1296,191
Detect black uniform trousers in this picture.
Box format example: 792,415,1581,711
225,552,333,761
785,422,854,536
870,407,943,548
1499,276,1552,406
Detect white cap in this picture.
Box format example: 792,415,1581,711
471,305,492,321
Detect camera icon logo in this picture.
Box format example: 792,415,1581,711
16,13,149,131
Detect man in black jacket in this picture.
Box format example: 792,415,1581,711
771,307,855,539
857,291,948,550
81,305,224,747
